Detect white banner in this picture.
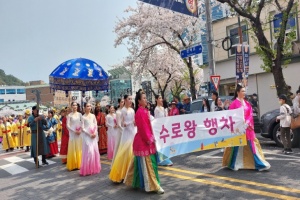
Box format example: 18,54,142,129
152,108,247,161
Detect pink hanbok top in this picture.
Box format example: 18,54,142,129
229,98,256,152
133,106,156,157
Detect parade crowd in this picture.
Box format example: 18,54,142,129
1,84,300,194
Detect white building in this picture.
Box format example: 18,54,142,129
0,86,26,103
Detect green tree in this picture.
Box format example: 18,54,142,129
217,0,296,103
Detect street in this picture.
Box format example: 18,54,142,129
0,135,299,200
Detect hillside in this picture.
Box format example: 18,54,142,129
0,69,25,86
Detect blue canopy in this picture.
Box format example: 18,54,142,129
49,58,109,93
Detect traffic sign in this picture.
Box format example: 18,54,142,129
210,75,221,91
180,44,202,59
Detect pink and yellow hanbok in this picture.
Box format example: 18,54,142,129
80,113,101,176
222,99,271,171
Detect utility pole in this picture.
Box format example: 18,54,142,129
204,0,216,76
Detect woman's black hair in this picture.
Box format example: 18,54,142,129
135,89,145,112
48,110,54,117
155,94,161,107
212,91,219,107
124,94,129,100
234,84,245,99
201,98,210,112
71,102,77,106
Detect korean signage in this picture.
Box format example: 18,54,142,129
152,108,246,161
139,0,198,17
235,44,250,88
180,44,202,59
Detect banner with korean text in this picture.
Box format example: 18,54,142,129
152,108,247,161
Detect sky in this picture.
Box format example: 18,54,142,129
0,0,137,83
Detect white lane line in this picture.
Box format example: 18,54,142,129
0,163,28,175
263,151,300,159
4,156,25,163
197,150,221,158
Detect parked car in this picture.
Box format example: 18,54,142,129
260,109,300,147
190,96,260,133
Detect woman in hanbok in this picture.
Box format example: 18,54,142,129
154,95,173,166
105,105,118,160
95,105,108,154
66,102,83,171
125,90,164,194
109,95,136,183
80,102,101,176
222,84,271,171
60,108,71,164
45,110,59,158
111,98,124,165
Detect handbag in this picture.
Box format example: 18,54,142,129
291,115,300,129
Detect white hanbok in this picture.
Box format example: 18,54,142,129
109,107,136,182
106,113,118,160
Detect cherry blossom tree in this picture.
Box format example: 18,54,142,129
114,2,205,99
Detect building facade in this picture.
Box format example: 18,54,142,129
25,80,69,108
202,4,300,115
0,86,26,103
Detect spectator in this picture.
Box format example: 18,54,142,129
201,98,210,112
210,91,219,112
173,96,183,114
293,90,300,115
276,94,293,154
169,101,179,116
181,96,191,114
288,85,295,100
215,98,224,111
223,99,231,110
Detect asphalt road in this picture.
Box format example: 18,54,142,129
0,135,299,200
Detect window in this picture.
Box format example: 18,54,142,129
17,89,25,94
0,99,4,103
0,89,5,95
6,89,16,94
228,24,248,56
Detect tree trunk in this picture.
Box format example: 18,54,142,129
272,61,291,105
188,58,196,100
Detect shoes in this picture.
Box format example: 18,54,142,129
42,161,49,165
285,149,293,155
6,149,9,152
157,187,164,194
282,149,287,153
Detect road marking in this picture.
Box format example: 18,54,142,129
160,166,300,194
264,151,300,159
196,150,221,158
159,171,299,200
4,156,25,163
101,160,300,197
0,163,28,175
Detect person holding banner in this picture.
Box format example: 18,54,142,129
222,84,270,171
154,95,173,166
124,90,164,194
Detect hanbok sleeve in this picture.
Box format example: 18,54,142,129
245,101,254,128
154,107,159,118
229,99,239,110
67,114,75,132
135,109,155,145
106,116,113,128
81,116,91,136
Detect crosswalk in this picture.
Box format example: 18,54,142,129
0,153,56,178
